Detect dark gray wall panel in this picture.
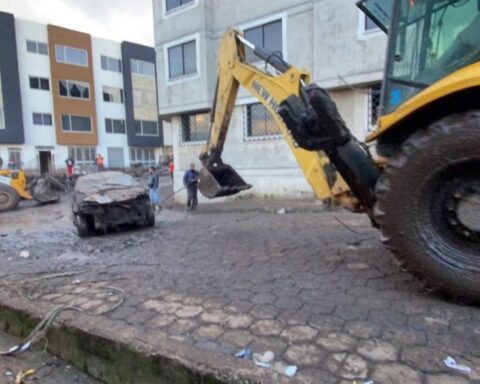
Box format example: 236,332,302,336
121,41,163,147
0,12,25,144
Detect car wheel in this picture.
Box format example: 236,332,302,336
146,209,155,227
76,214,91,237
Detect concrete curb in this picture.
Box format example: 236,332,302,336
0,292,290,384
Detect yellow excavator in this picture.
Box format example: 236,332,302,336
199,0,480,301
0,168,61,211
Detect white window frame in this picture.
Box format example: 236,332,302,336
131,59,156,77
32,112,52,126
129,147,156,166
100,55,122,73
105,118,126,134
358,11,383,40
59,79,90,101
68,146,97,165
162,0,198,19
237,12,288,62
135,120,159,137
61,115,93,134
243,103,282,142
164,32,201,85
179,112,210,146
29,76,50,91
55,44,88,67
102,86,124,104
7,148,22,169
26,40,48,55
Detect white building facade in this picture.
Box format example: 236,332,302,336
0,12,173,175
153,0,387,201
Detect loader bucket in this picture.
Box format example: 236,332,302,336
31,178,61,204
199,164,252,198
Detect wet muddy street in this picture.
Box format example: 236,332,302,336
1,190,480,383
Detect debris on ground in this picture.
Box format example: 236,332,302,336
443,356,472,373
234,348,297,378
19,251,30,259
276,208,286,214
234,348,252,360
253,350,275,368
15,369,34,384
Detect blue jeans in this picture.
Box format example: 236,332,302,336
149,188,160,205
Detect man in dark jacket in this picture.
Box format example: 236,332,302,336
183,163,200,211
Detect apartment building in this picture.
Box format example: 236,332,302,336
153,0,387,200
0,11,170,174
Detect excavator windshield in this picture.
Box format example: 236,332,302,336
383,0,480,113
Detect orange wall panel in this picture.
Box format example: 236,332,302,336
47,25,98,146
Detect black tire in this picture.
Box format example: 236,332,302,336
0,184,21,212
76,214,91,237
146,208,155,227
375,111,480,302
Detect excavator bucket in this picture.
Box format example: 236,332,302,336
199,164,252,198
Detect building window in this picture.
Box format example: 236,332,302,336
168,40,197,79
68,146,96,165
245,103,281,139
180,112,209,143
368,83,382,132
55,45,88,67
129,147,156,166
105,118,126,134
59,79,90,100
166,0,194,12
32,113,52,126
131,59,155,77
61,115,92,133
101,55,122,72
26,40,48,55
29,76,50,91
365,15,379,32
103,86,124,103
244,19,282,63
134,120,159,136
7,148,21,169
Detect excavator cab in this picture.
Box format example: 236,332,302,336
359,0,480,115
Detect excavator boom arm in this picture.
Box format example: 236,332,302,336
199,30,353,205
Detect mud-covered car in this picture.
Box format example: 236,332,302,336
72,171,155,237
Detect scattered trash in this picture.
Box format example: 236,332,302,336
364,381,374,384
444,356,472,373
234,348,252,360
253,350,275,368
285,365,297,377
234,348,296,377
15,369,34,384
73,279,81,284
4,371,13,377
19,250,30,258
276,208,286,214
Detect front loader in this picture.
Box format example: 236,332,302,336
0,169,61,211
199,0,480,301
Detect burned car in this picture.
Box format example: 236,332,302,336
72,171,155,237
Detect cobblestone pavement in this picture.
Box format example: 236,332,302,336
0,327,99,383
0,197,479,383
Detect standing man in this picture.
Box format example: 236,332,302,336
147,166,161,211
168,160,174,180
183,163,200,211
65,156,75,177
96,154,105,172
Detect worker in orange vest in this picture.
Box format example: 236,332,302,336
96,154,105,171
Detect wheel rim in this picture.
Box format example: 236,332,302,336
0,191,11,205
428,159,480,263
